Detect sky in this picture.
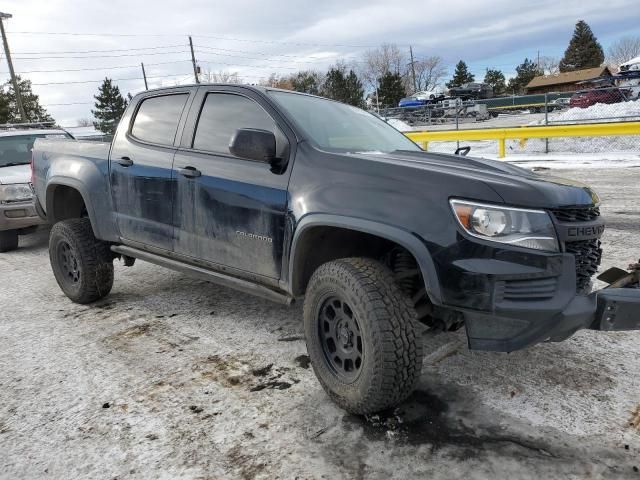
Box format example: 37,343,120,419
1,0,639,126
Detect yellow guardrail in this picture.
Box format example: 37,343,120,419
405,121,640,158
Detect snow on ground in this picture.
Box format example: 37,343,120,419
0,168,639,479
529,99,640,125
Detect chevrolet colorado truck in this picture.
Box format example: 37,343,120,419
32,85,640,414
0,125,70,252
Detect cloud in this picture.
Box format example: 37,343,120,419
1,0,635,125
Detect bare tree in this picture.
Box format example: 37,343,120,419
412,55,447,92
260,73,293,90
538,56,560,75
361,43,406,88
201,70,243,84
76,118,93,127
607,36,640,68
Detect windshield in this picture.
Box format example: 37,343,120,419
268,91,420,154
0,133,70,167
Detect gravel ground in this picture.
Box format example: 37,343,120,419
1,167,639,480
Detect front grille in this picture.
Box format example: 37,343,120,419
496,277,558,302
565,239,602,293
550,206,600,222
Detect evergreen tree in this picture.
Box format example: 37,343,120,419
92,78,127,134
483,69,506,95
0,76,53,124
321,67,365,107
507,58,542,94
290,70,323,95
377,72,406,108
343,70,365,108
559,20,604,72
446,61,475,89
322,67,348,102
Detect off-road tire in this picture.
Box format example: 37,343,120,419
0,230,19,252
49,218,114,304
303,257,423,414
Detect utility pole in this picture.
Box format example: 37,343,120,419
189,36,199,84
141,62,148,90
408,46,417,93
0,12,26,122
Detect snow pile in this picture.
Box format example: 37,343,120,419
529,99,640,125
386,118,413,131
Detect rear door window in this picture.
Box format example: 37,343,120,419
131,94,189,146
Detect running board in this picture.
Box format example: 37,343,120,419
111,245,293,305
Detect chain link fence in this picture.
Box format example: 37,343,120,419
380,86,640,157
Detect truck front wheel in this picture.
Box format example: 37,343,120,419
303,257,423,414
49,218,114,304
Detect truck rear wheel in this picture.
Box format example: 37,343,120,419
303,257,423,414
49,218,114,304
0,230,19,252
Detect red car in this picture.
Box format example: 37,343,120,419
569,87,627,108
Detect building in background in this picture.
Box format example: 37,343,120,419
525,66,613,94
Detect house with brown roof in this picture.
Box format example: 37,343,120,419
525,66,612,94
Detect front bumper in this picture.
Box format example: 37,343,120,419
432,234,639,352
0,200,47,232
463,286,640,352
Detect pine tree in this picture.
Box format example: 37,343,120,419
446,61,475,89
559,20,604,72
290,71,323,95
377,72,406,108
507,58,542,94
0,76,53,124
92,78,127,134
321,67,364,107
343,70,365,108
322,67,348,103
483,69,506,95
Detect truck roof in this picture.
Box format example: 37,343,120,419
0,128,68,137
133,83,321,100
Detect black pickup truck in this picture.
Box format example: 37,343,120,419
32,84,640,414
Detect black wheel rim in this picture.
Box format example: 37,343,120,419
57,241,81,285
318,296,363,383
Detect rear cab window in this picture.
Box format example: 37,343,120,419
131,94,189,146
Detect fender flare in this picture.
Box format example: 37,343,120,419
287,214,443,305
45,176,102,238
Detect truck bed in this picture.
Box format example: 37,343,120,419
32,139,110,205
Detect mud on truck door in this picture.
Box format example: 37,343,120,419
110,91,191,250
171,88,292,279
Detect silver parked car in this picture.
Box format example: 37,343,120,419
0,125,72,252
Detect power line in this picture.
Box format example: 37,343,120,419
0,59,193,74
196,54,300,70
32,72,193,86
6,30,380,48
196,46,364,66
12,44,187,55
13,49,190,60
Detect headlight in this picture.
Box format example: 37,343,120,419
450,199,559,252
0,184,33,204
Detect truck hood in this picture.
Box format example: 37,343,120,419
0,164,30,185
349,150,599,208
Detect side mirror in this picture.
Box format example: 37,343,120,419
229,128,276,163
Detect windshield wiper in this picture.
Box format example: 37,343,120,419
1,162,30,167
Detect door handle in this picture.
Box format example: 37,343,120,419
114,156,133,167
177,166,201,178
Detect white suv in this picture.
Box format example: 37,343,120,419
0,127,72,252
